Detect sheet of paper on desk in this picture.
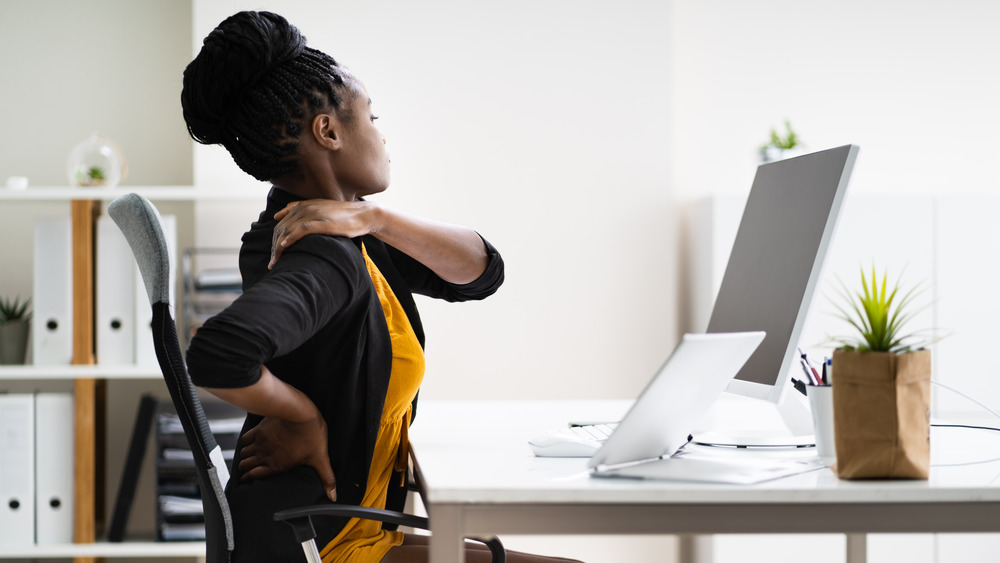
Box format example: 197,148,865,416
593,455,826,485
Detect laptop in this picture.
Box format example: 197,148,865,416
529,332,824,484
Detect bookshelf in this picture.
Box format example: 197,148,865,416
0,186,261,562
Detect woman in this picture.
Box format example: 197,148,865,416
182,10,580,563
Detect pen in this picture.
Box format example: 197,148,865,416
798,355,820,386
798,348,822,386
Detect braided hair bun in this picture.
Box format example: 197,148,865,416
181,11,352,181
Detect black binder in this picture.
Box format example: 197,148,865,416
108,394,157,542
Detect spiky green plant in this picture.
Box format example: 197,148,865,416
0,296,31,325
762,120,799,151
827,266,937,353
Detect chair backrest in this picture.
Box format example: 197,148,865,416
108,193,234,562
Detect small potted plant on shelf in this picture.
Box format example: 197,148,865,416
760,120,801,162
826,266,942,480
0,296,31,365
77,166,107,187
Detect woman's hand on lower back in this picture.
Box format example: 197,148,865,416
237,411,339,502
204,366,339,502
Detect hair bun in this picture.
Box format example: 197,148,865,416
182,11,306,144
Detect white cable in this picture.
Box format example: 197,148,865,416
932,380,1000,424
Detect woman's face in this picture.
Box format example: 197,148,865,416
335,83,390,198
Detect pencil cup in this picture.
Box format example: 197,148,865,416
807,384,836,464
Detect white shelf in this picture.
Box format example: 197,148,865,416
0,364,162,380
0,185,269,201
0,540,205,558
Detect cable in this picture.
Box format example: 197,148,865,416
928,381,1000,469
931,380,1000,426
932,424,1000,433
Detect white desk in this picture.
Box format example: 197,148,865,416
409,400,1000,563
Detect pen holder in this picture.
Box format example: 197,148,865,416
807,384,835,465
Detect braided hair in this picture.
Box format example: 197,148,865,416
181,11,356,181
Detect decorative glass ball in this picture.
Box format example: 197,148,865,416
66,132,126,188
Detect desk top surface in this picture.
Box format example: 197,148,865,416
409,399,1000,505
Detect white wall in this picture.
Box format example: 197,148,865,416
669,0,1000,201
192,0,677,402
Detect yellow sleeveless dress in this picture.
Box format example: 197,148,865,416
320,243,426,562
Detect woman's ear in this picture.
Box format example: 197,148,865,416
311,113,343,151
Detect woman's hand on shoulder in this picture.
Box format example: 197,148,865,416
269,199,384,269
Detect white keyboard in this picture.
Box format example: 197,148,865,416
569,423,617,442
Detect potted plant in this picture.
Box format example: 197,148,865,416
0,296,31,365
759,120,801,162
77,166,107,187
827,266,939,479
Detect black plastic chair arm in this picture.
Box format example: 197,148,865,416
274,504,430,540
273,505,505,563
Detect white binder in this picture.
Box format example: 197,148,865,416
0,394,35,546
97,215,136,365
34,393,74,545
32,217,73,365
135,214,176,366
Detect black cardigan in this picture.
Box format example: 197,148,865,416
186,187,504,562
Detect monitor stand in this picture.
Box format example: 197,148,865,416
692,384,815,448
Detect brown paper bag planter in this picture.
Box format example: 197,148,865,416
831,348,931,479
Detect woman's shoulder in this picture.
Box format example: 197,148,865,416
286,233,361,260
268,234,368,287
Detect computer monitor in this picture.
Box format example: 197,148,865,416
702,145,859,444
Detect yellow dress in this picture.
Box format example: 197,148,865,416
320,244,426,563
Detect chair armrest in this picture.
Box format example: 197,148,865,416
274,504,430,541
275,504,505,563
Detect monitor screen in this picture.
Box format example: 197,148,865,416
707,145,859,404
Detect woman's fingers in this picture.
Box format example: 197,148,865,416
240,463,277,482
272,200,302,221
241,426,257,444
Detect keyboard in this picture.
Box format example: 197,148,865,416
569,423,618,442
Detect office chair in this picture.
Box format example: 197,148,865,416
107,193,505,563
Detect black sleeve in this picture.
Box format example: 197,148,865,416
385,234,505,302
186,236,359,389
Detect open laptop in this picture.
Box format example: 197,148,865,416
529,332,824,484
